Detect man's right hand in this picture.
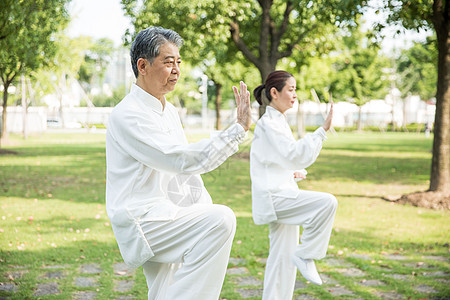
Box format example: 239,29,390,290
233,81,252,131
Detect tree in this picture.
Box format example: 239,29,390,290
78,38,115,91
122,0,367,116
396,36,438,102
377,0,449,207
36,35,92,128
0,0,70,145
330,27,390,130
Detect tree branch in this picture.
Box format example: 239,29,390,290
270,0,293,61
229,21,260,68
276,24,318,60
259,0,272,61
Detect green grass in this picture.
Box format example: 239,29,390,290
0,132,449,299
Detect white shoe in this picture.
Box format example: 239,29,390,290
292,256,322,285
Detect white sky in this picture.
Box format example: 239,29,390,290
67,0,431,52
67,0,132,46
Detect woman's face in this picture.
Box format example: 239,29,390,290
270,76,297,114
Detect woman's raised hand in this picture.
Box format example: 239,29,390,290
322,102,334,132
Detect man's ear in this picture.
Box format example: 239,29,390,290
137,58,147,76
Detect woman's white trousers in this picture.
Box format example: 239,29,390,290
262,190,338,300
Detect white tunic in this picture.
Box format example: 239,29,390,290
106,84,246,268
250,106,327,225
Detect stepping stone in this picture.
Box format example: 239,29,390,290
227,267,249,275
295,295,319,300
228,257,247,266
80,263,102,274
41,264,69,269
335,268,366,277
4,270,28,280
256,258,267,266
236,288,262,298
39,271,66,280
374,291,405,299
327,286,355,296
322,258,354,267
74,276,99,288
421,255,449,262
403,262,436,269
385,274,413,281
357,279,386,286
72,291,97,300
295,294,320,300
113,279,134,292
0,283,17,292
33,282,59,296
421,271,448,277
435,278,450,284
349,254,372,260
414,284,439,293
320,274,338,285
384,254,409,261
232,276,262,286
113,262,135,277
294,280,308,290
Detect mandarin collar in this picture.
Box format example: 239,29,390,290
265,106,286,121
130,84,165,114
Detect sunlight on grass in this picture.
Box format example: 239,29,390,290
0,131,448,299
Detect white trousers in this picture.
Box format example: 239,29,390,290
140,204,236,300
262,190,338,300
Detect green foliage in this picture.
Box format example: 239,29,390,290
32,35,91,95
0,0,71,84
330,27,390,106
378,0,434,31
91,85,126,107
78,38,115,89
121,0,367,79
396,35,437,100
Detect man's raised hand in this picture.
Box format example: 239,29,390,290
233,81,252,131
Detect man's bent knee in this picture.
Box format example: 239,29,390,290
206,205,236,237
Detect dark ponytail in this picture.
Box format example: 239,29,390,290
253,70,294,105
253,84,265,105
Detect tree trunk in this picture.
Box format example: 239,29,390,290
429,0,450,193
21,74,28,139
296,100,305,138
357,106,362,131
258,65,275,117
1,81,10,146
215,83,222,130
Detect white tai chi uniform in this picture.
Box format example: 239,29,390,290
106,84,246,299
250,106,337,300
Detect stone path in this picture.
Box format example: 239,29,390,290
0,254,449,299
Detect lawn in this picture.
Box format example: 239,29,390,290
0,131,449,299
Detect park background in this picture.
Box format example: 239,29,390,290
1,0,449,299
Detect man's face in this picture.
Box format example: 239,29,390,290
142,42,181,97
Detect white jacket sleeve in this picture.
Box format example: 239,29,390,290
109,108,246,175
261,119,327,170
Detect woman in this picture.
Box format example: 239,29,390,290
250,70,337,299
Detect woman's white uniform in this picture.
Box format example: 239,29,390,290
250,106,337,300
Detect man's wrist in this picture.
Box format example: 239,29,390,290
237,121,249,132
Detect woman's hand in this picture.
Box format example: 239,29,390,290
322,101,334,132
293,171,307,180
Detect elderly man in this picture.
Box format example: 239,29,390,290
105,27,251,299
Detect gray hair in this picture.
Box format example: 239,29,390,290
130,26,184,78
